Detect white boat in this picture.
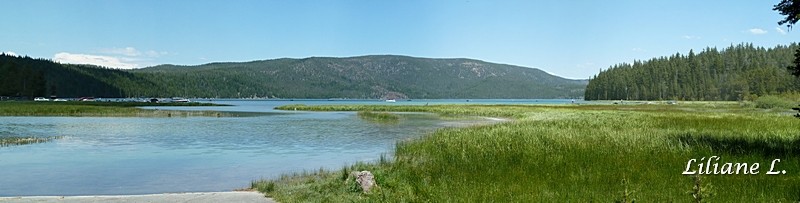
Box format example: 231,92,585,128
172,97,191,103
385,99,396,103
79,97,95,102
34,97,50,102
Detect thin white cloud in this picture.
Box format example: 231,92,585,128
748,28,768,35
576,62,595,68
103,47,141,57
631,48,646,52
102,47,167,58
776,27,788,35
1,51,18,56
682,35,700,40
79,46,170,68
144,50,168,57
53,52,139,69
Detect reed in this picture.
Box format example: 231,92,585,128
257,103,800,202
356,111,399,123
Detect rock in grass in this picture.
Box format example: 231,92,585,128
351,171,376,193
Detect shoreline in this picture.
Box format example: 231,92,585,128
0,191,275,203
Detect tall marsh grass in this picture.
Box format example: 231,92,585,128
277,104,546,119
356,111,400,123
256,103,800,202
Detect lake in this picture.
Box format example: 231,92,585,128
0,99,577,196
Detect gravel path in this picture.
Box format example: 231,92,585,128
0,191,275,203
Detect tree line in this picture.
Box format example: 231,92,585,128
0,54,158,99
585,43,800,101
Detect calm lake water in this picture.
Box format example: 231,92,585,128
0,99,577,196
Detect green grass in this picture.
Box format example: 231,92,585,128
0,101,229,117
357,111,400,123
256,103,800,202
0,136,62,147
277,104,544,119
754,95,800,109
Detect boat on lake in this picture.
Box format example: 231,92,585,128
385,99,396,103
79,97,95,102
172,97,191,103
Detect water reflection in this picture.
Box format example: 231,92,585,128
0,103,474,196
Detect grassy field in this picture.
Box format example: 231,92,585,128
255,102,800,202
0,101,228,117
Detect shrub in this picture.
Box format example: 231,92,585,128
754,95,797,109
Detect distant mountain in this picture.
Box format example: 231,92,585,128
134,55,586,99
0,54,587,99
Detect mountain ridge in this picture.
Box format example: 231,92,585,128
133,55,587,99
143,55,553,74
0,54,587,99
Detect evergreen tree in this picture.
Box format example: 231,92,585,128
775,0,800,78
586,43,800,101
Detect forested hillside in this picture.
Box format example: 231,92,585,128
0,54,587,99
585,43,800,101
135,55,586,99
0,54,157,98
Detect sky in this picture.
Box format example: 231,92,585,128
0,0,796,79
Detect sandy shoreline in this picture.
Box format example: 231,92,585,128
0,191,275,203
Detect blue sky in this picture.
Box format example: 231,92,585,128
0,0,795,79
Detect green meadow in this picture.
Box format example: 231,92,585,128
256,102,800,202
